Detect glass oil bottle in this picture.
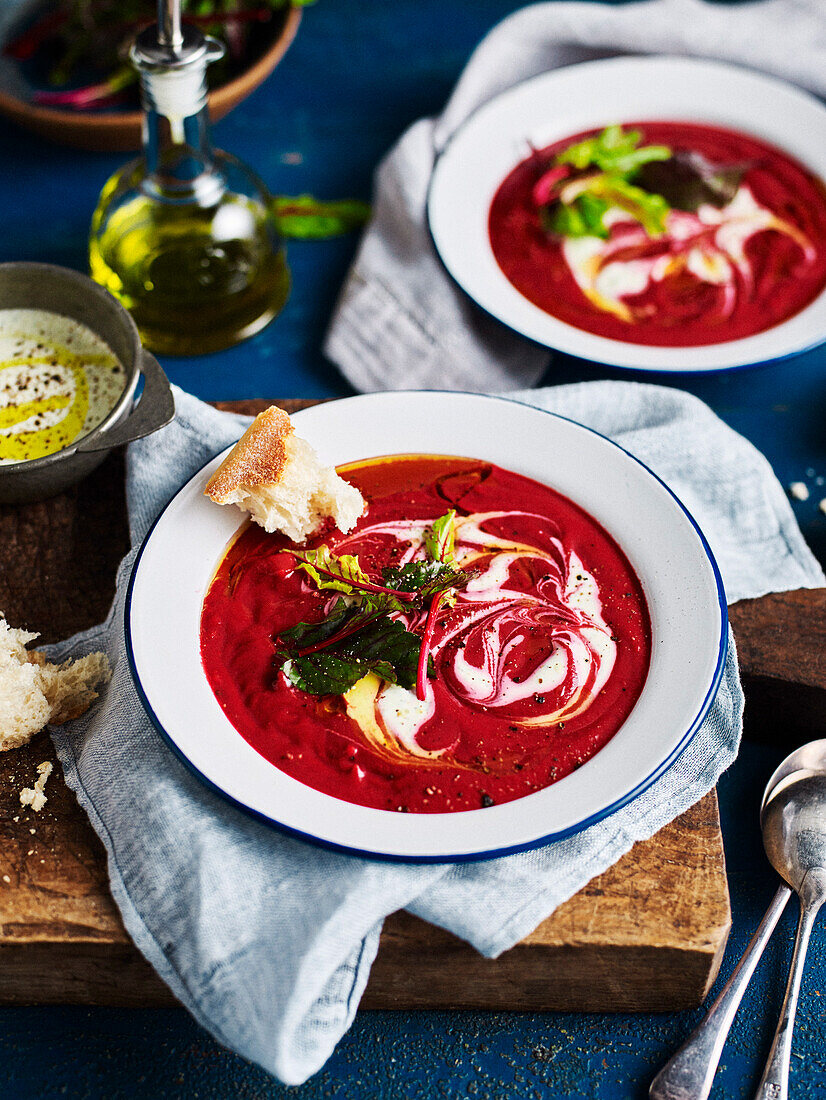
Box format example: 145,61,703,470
89,2,289,355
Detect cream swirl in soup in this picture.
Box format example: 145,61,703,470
201,456,651,814
335,511,617,762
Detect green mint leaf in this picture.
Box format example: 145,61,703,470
271,195,371,240
595,178,670,235
602,144,672,176
338,617,422,690
277,598,355,651
277,544,472,697
293,546,414,612
556,134,606,172
283,653,370,696
425,510,457,563
293,546,372,595
546,201,591,239
575,192,612,237
281,615,423,695
556,126,671,178
549,176,670,239
382,561,443,591
382,560,470,601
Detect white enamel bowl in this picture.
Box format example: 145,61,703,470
127,392,727,861
427,56,826,372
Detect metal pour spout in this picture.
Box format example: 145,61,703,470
157,0,184,53
130,0,224,74
128,0,224,147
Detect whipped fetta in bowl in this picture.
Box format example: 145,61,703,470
0,308,125,465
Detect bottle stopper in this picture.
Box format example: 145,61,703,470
130,0,224,128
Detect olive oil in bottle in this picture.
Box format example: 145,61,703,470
89,2,288,356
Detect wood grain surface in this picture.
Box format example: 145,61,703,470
729,588,826,741
0,397,820,1013
0,732,729,1012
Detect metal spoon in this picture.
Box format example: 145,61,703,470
650,740,826,1100
753,765,826,1099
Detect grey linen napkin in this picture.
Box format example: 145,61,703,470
48,383,823,1085
324,0,826,393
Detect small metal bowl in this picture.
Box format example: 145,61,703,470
0,262,175,504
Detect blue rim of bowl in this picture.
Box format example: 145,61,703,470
124,391,729,864
424,56,826,375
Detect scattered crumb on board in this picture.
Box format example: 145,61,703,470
19,761,53,812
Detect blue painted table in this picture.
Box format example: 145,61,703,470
2,1,825,1096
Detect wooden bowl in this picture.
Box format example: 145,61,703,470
0,7,301,152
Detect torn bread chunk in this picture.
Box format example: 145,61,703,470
30,650,112,725
0,617,111,752
204,405,364,542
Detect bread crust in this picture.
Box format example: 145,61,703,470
204,406,294,502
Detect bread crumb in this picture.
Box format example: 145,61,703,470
789,482,810,501
1,875,9,884
20,760,53,812
29,828,35,834
26,849,33,856
820,499,826,516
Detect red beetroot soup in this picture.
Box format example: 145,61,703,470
488,121,826,346
200,455,651,813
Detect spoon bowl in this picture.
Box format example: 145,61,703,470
761,739,826,810
761,772,826,894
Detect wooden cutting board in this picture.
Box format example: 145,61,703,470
0,399,823,1013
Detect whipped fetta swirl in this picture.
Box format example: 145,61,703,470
562,186,815,326
330,510,617,771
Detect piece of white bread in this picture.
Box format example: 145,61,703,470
0,616,111,752
204,405,364,542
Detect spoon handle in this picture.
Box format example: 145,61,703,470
754,869,826,1100
649,885,791,1100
